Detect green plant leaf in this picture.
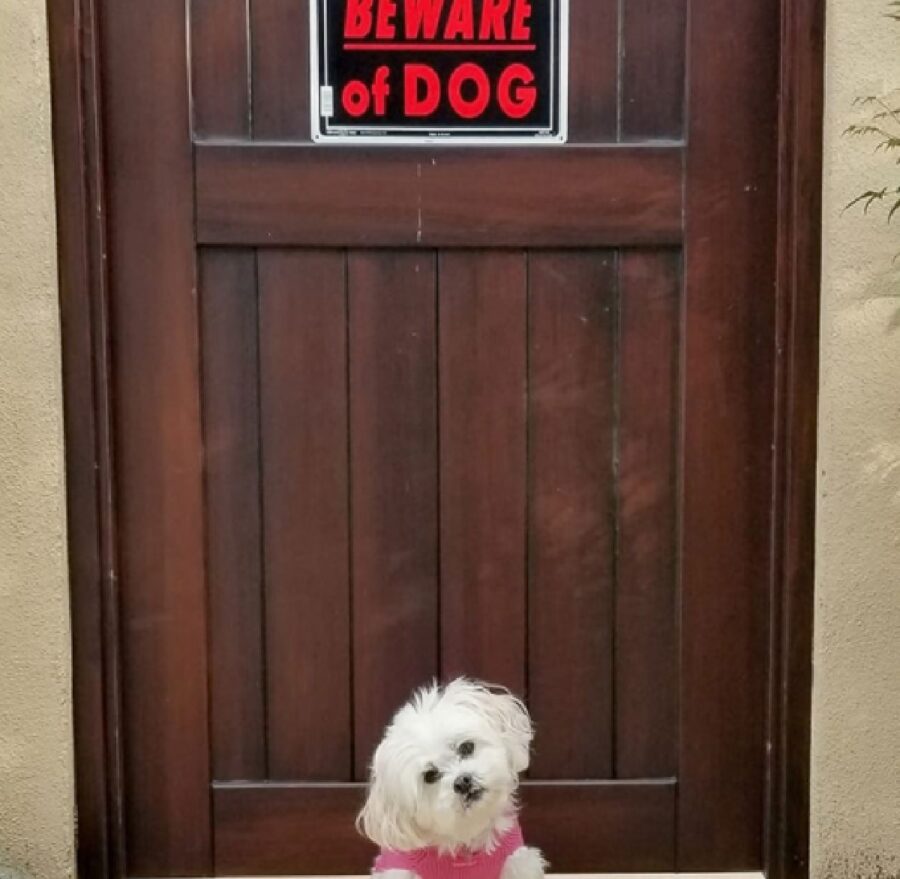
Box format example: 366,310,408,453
844,189,888,213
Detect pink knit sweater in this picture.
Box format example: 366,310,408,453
373,820,525,879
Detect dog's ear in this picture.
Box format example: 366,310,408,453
446,679,533,774
357,738,426,851
486,686,533,774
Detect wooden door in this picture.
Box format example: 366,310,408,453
94,0,781,874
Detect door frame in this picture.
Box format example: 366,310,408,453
46,1,824,877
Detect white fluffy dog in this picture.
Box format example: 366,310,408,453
358,678,546,879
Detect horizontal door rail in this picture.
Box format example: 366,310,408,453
212,779,676,875
196,145,684,248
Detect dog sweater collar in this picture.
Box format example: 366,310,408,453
373,819,525,879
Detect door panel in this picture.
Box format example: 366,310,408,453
191,0,250,139
566,1,617,142
259,250,352,781
98,0,780,874
614,251,680,780
349,251,441,781
201,249,266,783
620,0,687,139
527,251,616,781
439,252,528,689
198,245,682,873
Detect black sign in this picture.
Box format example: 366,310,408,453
311,0,568,143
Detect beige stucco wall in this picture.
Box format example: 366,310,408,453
814,1,900,877
0,0,76,878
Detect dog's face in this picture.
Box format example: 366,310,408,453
358,679,533,852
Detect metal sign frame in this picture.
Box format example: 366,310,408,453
310,0,569,145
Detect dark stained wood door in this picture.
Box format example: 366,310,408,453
98,0,780,874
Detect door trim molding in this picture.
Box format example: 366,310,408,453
48,1,125,878
766,1,825,878
46,0,823,876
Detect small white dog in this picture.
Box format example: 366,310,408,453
358,678,546,879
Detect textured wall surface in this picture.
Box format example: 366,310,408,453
814,1,900,877
0,0,76,878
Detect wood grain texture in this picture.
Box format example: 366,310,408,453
258,250,351,781
52,0,827,871
213,783,372,876
621,0,687,140
439,252,527,691
527,252,616,780
350,252,439,780
195,145,684,247
47,0,125,873
250,0,310,139
99,0,211,872
190,0,249,138
212,780,675,875
522,780,676,872
614,250,680,779
767,1,825,876
201,249,266,781
567,0,619,142
679,0,781,866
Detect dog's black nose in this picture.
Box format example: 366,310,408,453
454,774,474,795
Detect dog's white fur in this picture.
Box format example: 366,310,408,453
358,679,546,879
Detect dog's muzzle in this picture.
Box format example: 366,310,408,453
453,773,484,805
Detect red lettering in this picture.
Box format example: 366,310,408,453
344,0,374,38
404,64,441,116
375,0,398,38
342,80,370,116
497,63,536,118
448,62,490,119
510,0,532,40
479,0,511,39
404,0,444,39
372,66,391,115
444,0,475,40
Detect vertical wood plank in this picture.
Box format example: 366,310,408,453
258,250,351,781
49,0,125,871
615,250,679,778
350,252,438,779
766,1,826,873
528,252,616,779
201,249,266,781
250,0,310,139
567,0,619,142
99,0,211,871
621,0,687,140
439,252,527,691
680,0,780,865
191,0,250,138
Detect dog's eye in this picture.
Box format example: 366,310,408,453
458,741,475,757
423,768,441,785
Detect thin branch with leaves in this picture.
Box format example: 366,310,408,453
843,3,900,230
844,93,900,222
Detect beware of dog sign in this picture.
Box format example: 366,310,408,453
311,0,569,144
